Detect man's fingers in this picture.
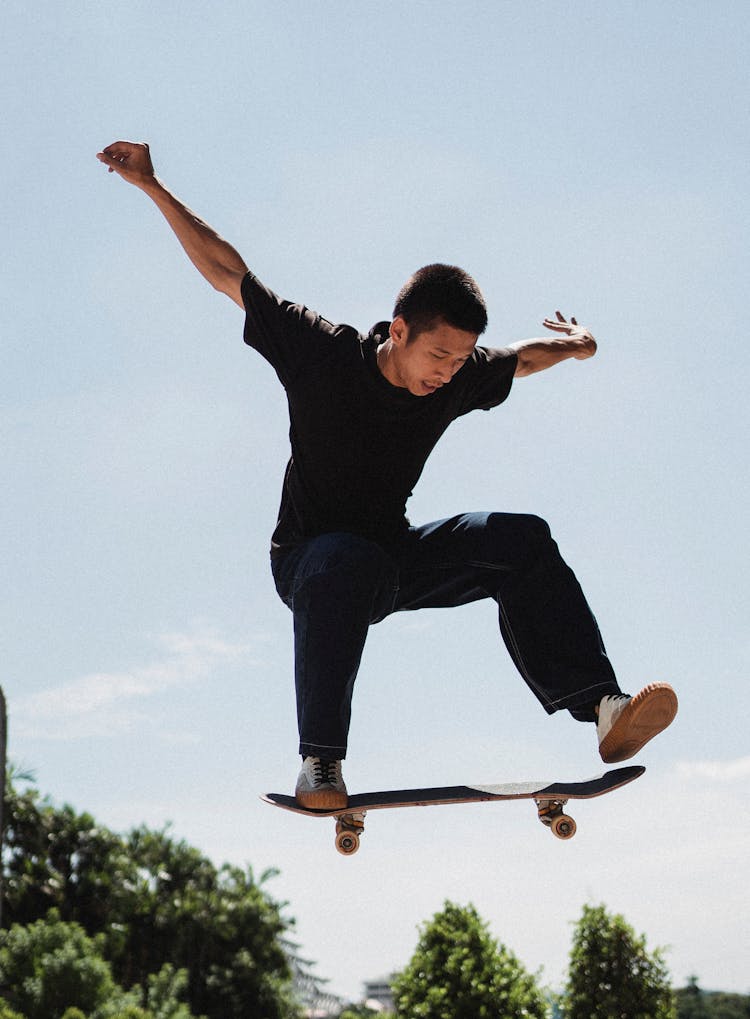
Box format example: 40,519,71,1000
102,150,131,165
97,150,129,170
97,141,153,182
99,142,130,159
543,317,571,332
97,141,150,166
544,312,581,333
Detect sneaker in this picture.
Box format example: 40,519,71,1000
295,757,348,809
597,683,678,763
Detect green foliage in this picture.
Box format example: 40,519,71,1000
2,783,137,935
675,977,750,1019
0,917,192,1019
0,1000,28,1019
562,903,675,1019
110,826,297,1017
1,780,299,1019
338,1008,392,1018
702,993,750,1019
676,977,712,1019
391,900,549,1018
0,912,117,1019
140,964,196,1019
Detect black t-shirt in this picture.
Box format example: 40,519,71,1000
241,272,517,555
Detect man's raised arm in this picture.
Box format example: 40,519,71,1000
97,141,248,309
510,311,598,377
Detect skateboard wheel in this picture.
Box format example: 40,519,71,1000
550,814,577,840
335,829,360,856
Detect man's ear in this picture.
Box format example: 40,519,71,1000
390,315,409,348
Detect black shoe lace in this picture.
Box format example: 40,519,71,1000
314,758,337,786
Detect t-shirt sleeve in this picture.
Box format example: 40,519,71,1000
456,345,518,414
241,271,340,388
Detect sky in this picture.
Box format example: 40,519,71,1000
2,0,749,1006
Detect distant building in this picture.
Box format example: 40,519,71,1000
283,938,345,1017
363,975,396,1012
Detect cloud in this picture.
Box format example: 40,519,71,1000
675,756,750,781
14,628,255,740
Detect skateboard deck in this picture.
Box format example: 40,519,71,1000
262,764,644,855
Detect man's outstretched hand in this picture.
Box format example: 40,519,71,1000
511,311,598,376
543,310,597,360
96,139,247,307
97,141,156,188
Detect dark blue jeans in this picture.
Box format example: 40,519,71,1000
271,512,620,759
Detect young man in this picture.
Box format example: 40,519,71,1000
97,141,678,809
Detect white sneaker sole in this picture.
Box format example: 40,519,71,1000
599,682,678,763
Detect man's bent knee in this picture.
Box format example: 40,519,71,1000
483,512,554,567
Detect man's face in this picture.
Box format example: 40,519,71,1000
385,317,478,396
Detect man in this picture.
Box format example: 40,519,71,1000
97,141,677,809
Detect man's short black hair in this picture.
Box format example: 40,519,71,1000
392,263,488,338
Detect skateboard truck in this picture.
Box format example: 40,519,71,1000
335,800,577,854
534,797,577,840
335,811,366,856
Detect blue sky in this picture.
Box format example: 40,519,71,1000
3,0,749,1004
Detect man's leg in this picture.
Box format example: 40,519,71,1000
395,512,676,757
396,512,617,715
271,532,397,803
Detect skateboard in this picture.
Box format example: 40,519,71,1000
262,764,645,855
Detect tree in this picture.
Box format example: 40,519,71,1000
0,911,119,1019
562,903,674,1019
700,993,750,1019
0,911,205,1019
338,1008,390,1019
0,1003,27,1019
391,900,549,1018
2,779,301,1019
675,976,711,1019
137,964,199,1019
674,977,750,1019
2,782,138,934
